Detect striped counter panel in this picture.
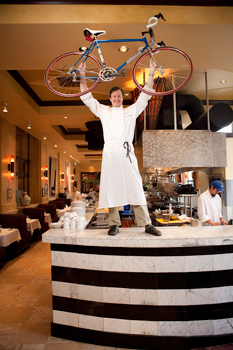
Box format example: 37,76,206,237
50,243,233,350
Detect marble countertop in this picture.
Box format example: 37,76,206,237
42,217,233,247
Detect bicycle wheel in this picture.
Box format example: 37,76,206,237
45,52,101,98
132,47,193,96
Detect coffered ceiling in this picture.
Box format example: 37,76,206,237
0,2,233,166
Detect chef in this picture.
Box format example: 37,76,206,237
198,180,228,226
79,60,162,237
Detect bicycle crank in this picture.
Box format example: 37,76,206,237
99,67,123,81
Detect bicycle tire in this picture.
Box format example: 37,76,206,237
132,47,193,96
45,52,101,98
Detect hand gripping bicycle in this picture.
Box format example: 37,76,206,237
45,13,193,98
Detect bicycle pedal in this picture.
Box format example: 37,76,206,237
120,69,126,76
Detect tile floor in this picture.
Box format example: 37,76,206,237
0,240,125,350
0,239,232,350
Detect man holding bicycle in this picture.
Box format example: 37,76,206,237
79,60,162,237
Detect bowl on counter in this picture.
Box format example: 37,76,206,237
170,213,179,220
162,214,170,222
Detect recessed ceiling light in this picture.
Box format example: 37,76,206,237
79,46,87,52
118,46,129,53
220,80,227,84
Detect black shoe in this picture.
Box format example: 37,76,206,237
108,225,119,236
145,224,162,236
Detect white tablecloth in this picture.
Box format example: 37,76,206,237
0,228,21,247
26,218,42,235
44,213,52,225
56,207,70,218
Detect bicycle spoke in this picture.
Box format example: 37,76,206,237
45,52,101,98
132,47,192,96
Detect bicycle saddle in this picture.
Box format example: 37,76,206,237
84,28,106,42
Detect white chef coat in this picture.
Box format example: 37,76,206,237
81,88,153,209
198,189,223,225
73,190,81,201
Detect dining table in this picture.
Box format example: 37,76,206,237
0,228,21,247
26,218,42,235
44,212,52,225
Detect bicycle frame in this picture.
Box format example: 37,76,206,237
45,14,193,98
75,36,150,76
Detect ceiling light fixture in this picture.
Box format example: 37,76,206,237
3,103,8,113
27,122,31,130
79,46,87,52
118,46,129,53
220,80,227,84
64,116,68,119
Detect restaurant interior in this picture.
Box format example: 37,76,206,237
0,1,233,349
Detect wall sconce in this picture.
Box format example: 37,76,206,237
44,166,48,181
8,155,15,179
27,122,31,130
71,174,74,183
60,171,64,182
3,103,8,113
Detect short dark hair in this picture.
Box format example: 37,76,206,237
109,86,124,97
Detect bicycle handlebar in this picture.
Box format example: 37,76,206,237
145,16,158,29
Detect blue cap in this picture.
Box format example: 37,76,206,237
211,180,224,192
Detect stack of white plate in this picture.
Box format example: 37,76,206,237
70,201,86,216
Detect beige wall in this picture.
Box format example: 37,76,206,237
41,143,58,203
0,116,16,213
29,135,41,204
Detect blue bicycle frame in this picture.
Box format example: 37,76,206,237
75,36,150,77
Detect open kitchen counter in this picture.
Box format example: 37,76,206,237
42,223,233,350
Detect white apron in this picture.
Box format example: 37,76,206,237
80,88,152,209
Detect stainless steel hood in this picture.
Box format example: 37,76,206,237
135,130,227,175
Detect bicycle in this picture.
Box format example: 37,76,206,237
44,13,193,98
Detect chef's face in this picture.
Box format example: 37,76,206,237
209,185,219,197
110,89,123,107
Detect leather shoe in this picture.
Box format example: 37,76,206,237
108,225,119,236
145,224,162,236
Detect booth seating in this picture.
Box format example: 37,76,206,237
56,197,71,207
23,208,49,240
38,204,58,222
0,247,7,269
65,198,71,207
49,200,65,210
0,213,30,259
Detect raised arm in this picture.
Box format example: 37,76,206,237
146,58,158,89
79,62,88,92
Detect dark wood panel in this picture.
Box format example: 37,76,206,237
1,0,232,6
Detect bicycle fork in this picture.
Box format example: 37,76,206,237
147,46,164,76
